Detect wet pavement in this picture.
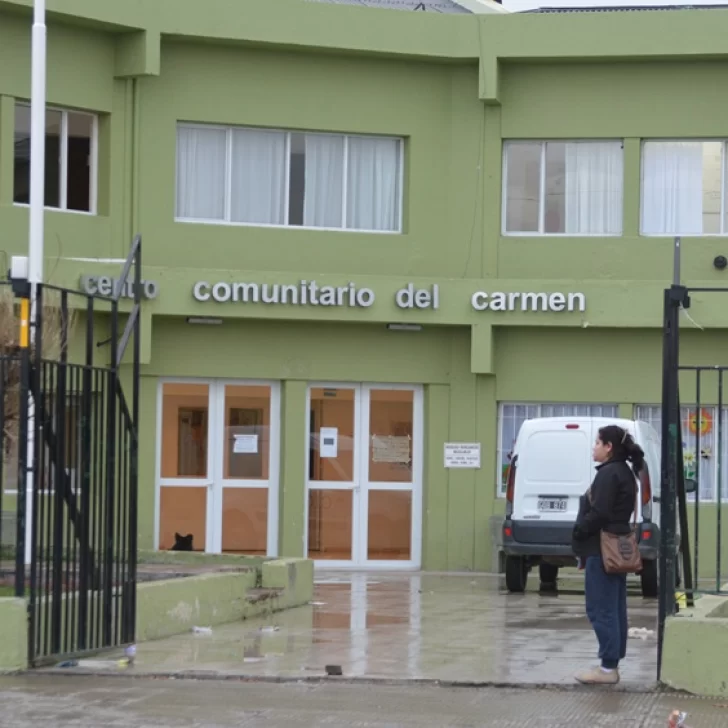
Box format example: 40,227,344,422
2,674,726,726
56,572,659,687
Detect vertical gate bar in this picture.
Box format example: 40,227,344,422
35,286,45,657
93,368,104,648
676,389,693,607
658,287,680,680
68,365,78,652
51,317,66,655
694,372,701,593
120,421,129,642
37,363,45,655
717,369,723,594
26,356,41,664
104,299,119,646
37,292,52,659
15,347,29,597
60,290,72,654
40,361,51,658
90,369,100,648
78,296,93,650
129,238,141,642
129,236,142,639
114,401,122,644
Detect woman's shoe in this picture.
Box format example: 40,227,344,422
574,667,620,685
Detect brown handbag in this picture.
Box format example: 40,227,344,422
599,479,642,575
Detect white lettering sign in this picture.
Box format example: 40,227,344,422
193,280,375,307
395,283,439,310
80,275,158,300
444,443,481,469
470,291,585,313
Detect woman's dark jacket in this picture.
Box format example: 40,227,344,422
572,458,638,559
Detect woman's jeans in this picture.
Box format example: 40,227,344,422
584,556,628,670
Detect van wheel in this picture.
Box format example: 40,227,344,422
640,559,658,598
505,556,528,593
539,563,559,591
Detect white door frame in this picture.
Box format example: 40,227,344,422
304,382,422,570
154,377,280,556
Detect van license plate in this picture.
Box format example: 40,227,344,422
538,498,568,512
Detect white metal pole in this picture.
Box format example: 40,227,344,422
25,0,47,566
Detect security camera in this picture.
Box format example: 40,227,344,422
714,255,728,271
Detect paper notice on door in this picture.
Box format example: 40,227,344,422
233,434,258,454
371,435,410,464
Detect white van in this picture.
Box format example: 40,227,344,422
501,416,688,598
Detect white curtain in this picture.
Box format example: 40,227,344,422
176,127,227,220
230,129,286,225
304,134,344,228
346,137,400,231
641,142,703,235
564,142,623,235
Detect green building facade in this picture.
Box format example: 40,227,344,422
2,0,728,574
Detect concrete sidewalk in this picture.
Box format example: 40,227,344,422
47,573,659,687
1,674,725,727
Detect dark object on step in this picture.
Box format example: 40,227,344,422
325,665,343,676
171,532,193,551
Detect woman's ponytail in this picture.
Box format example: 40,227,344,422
597,425,645,474
623,438,645,476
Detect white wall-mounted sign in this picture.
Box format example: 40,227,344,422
320,427,338,458
444,443,481,469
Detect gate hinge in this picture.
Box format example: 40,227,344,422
669,284,691,309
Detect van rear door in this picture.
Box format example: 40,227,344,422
513,420,593,523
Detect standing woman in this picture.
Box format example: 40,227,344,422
572,425,645,685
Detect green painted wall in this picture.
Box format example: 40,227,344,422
0,598,27,671
2,1,728,573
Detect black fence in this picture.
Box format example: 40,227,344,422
658,238,728,678
0,237,141,666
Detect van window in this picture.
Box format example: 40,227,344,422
523,431,588,484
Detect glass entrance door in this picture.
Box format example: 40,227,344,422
157,380,280,556
306,384,422,568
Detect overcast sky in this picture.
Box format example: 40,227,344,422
502,0,728,10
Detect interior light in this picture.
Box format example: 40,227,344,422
386,323,423,332
186,316,223,325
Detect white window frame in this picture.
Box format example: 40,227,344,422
13,101,98,216
496,402,620,497
175,123,404,235
154,377,281,557
635,404,728,503
639,138,728,237
501,139,624,238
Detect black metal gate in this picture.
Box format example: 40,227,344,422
1,237,141,666
658,237,728,679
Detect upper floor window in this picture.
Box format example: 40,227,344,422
14,102,97,214
641,141,726,236
175,124,403,233
503,141,623,236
